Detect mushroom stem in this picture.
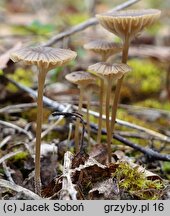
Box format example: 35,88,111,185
74,86,84,153
106,77,113,163
35,67,47,195
110,38,130,137
97,78,104,144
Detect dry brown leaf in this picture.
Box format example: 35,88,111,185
89,178,120,200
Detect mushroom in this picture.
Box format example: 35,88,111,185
10,46,77,195
84,40,122,62
88,62,131,162
96,9,161,142
65,71,96,151
84,40,122,144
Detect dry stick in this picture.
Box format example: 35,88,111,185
4,79,170,161
90,123,170,161
6,76,170,143
34,67,47,196
0,151,22,164
32,104,71,143
0,135,12,149
59,151,77,200
0,179,41,200
43,0,141,47
0,120,33,140
0,103,37,114
5,76,170,143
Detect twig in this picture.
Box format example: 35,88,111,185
5,76,65,112
43,0,141,46
0,179,41,199
90,123,170,161
0,135,12,149
4,77,170,160
0,103,37,114
59,151,77,200
0,151,23,164
31,104,71,143
2,162,15,183
119,104,170,118
0,120,33,140
77,107,170,143
5,76,170,143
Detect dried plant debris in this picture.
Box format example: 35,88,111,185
42,151,166,200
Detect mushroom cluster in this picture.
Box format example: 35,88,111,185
85,8,160,162
9,6,161,196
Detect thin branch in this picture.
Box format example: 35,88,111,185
5,76,170,143
4,76,170,161
90,123,170,161
0,151,23,164
77,106,170,143
43,0,141,46
59,151,77,200
0,120,33,140
0,135,12,149
0,179,41,200
0,103,37,114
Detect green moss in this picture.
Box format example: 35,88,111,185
12,151,28,161
65,13,89,26
7,68,34,92
126,59,164,95
135,99,170,111
113,161,164,199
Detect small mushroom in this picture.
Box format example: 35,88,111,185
84,40,122,61
96,9,161,146
65,71,96,152
88,62,131,162
10,46,77,195
84,40,122,144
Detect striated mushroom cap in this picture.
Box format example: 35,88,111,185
10,46,77,70
65,71,96,86
84,40,122,60
88,62,131,80
96,9,161,42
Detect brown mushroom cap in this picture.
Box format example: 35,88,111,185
10,46,77,70
65,71,96,86
88,62,131,79
96,9,161,42
84,40,122,59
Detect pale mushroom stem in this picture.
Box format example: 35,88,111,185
97,78,104,144
35,67,47,195
97,55,107,144
106,77,113,163
110,37,130,138
74,86,84,153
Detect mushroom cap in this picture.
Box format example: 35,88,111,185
65,71,96,86
96,9,161,42
84,40,122,60
88,62,131,80
10,46,77,70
